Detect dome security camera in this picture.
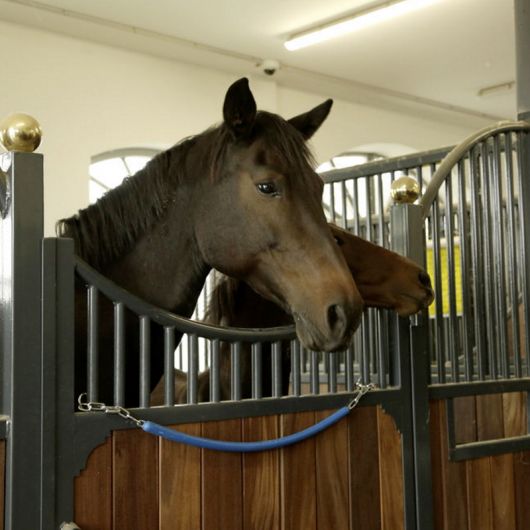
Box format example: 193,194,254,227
259,59,280,76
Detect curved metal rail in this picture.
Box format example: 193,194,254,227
75,257,297,343
419,120,530,220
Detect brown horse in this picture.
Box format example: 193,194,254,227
59,79,363,407
151,224,434,404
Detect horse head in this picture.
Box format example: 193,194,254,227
193,79,363,351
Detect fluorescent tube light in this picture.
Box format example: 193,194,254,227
285,0,438,51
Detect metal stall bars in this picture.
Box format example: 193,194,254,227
419,121,530,460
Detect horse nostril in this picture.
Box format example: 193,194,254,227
327,304,342,332
418,271,432,288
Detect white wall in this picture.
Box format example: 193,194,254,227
0,20,490,235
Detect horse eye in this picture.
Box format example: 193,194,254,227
334,236,344,246
257,182,279,196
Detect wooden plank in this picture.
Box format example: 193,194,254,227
476,394,504,441
466,458,493,530
201,419,243,530
348,405,381,530
429,401,445,530
74,437,112,530
280,411,317,530
315,410,349,530
113,429,159,530
514,451,530,530
453,396,477,444
377,406,404,530
0,440,4,530
490,453,516,530
159,423,201,530
242,415,280,530
502,392,527,437
437,400,469,530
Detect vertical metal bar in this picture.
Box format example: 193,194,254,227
492,134,509,377
87,285,99,402
505,133,522,377
515,0,530,118
352,179,360,235
164,327,175,406
187,334,198,404
366,177,374,242
328,353,338,394
516,131,530,376
310,350,319,394
444,174,459,382
377,311,387,389
377,173,385,245
272,341,282,398
470,147,487,379
139,316,150,408
210,339,221,402
346,346,354,392
341,180,348,229
329,182,337,223
291,340,301,396
481,140,497,378
230,341,241,401
431,198,446,384
456,160,473,381
251,342,262,399
113,302,125,406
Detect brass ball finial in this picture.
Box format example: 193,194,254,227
390,175,420,204
0,113,42,152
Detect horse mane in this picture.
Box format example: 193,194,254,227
57,111,315,270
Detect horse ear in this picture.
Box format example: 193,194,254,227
288,99,333,140
223,78,257,138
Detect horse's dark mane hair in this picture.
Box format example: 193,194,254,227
57,111,316,270
204,276,240,325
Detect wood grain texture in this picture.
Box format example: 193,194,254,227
315,410,349,530
453,396,477,444
242,415,280,530
490,454,516,530
0,440,4,530
201,419,243,530
429,401,445,530
466,458,493,530
514,451,530,530
349,406,381,530
377,406,404,530
159,423,201,530
280,411,317,530
476,394,504,441
502,392,527,437
437,400,469,530
74,437,112,530
113,429,159,530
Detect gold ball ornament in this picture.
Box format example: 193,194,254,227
0,113,42,152
390,175,420,204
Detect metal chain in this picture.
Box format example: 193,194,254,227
77,394,144,427
348,380,376,410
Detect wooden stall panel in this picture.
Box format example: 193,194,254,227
74,437,112,530
377,406,404,530
201,419,243,530
466,458,493,530
160,423,201,530
514,451,530,530
315,411,349,530
280,411,317,530
502,392,528,438
490,454,516,530
242,416,280,530
113,429,159,530
430,400,469,530
348,406,381,530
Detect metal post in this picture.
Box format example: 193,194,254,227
0,151,44,529
390,190,434,530
515,0,530,119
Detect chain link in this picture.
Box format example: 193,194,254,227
348,380,376,410
77,394,144,427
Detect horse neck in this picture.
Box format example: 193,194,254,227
103,190,210,317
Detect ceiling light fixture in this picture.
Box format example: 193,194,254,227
285,0,439,51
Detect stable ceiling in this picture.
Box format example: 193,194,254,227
0,0,516,120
